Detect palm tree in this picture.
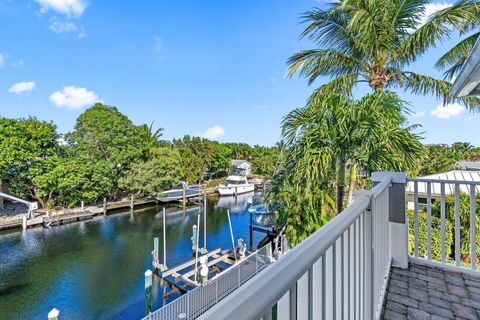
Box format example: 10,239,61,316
269,178,335,246
282,90,425,213
287,0,480,108
140,122,163,158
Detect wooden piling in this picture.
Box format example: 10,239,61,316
48,308,59,320
250,209,253,251
163,208,167,267
182,188,186,212
144,269,153,315
153,237,159,269
130,195,134,210
103,198,107,215
203,188,207,252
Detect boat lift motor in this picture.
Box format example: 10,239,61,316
237,238,247,261
199,256,209,283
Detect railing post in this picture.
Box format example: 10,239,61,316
372,172,408,269
364,198,373,320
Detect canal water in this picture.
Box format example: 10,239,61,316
0,192,266,320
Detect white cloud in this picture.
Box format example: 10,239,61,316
430,103,464,119
34,0,87,18
152,35,165,59
0,53,5,68
9,81,36,94
50,19,77,33
11,59,24,68
49,18,85,37
153,36,164,52
419,2,452,27
50,86,102,110
254,105,270,110
203,125,225,139
412,111,426,118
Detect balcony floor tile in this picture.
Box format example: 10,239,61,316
382,260,480,320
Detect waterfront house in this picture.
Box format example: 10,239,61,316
406,170,480,210
231,160,252,176
456,160,480,171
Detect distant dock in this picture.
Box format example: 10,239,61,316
0,197,160,231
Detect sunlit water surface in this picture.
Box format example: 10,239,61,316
0,192,264,320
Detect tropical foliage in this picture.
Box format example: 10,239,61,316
287,0,480,109
9,156,112,209
0,117,58,208
118,147,182,197
2,105,279,208
432,194,480,265
408,194,480,267
415,142,480,175
269,91,426,245
407,210,454,262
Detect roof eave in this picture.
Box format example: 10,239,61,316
450,38,480,97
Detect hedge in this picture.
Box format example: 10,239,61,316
407,210,453,262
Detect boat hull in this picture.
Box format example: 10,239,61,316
157,188,203,202
217,184,255,196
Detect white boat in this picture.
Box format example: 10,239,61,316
248,204,276,227
217,175,255,196
157,182,204,202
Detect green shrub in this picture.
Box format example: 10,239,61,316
407,210,453,262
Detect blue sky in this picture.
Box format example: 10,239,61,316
0,0,478,146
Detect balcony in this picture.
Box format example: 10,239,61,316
192,172,480,320
384,261,480,319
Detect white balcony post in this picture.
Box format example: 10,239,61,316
372,172,408,269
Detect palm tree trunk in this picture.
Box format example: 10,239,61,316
336,156,346,214
347,163,357,205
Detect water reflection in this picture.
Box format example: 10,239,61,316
0,192,263,320
215,192,252,213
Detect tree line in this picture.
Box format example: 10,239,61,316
0,104,279,209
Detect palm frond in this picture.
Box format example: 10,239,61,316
399,71,480,110
391,0,426,32
398,0,480,64
287,49,366,83
436,31,480,80
300,8,357,53
307,73,363,102
399,71,452,101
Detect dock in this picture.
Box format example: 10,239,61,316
0,196,161,231
43,210,96,227
156,248,234,288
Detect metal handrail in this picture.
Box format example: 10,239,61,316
143,243,273,320
371,176,392,198
198,190,373,320
408,175,480,271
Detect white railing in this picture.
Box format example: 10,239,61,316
143,243,274,320
407,177,480,271
197,176,393,320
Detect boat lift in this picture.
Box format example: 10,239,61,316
0,191,38,229
151,191,246,291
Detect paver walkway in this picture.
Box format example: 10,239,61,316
383,260,480,320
